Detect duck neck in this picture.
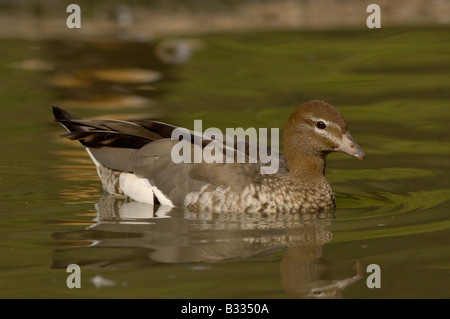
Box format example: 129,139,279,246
286,150,328,184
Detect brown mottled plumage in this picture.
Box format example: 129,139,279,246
52,100,365,213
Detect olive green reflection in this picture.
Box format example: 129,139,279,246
52,194,362,299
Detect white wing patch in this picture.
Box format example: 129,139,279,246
119,173,174,207
86,148,103,177
119,173,154,205
86,148,174,207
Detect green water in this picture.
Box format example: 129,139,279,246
0,27,449,299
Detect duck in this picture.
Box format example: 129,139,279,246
52,100,365,213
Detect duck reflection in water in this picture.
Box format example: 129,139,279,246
52,194,363,299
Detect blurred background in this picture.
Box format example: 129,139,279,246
0,0,449,299
1,0,449,38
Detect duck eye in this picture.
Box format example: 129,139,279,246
316,121,326,129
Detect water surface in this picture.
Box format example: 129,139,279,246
0,27,449,298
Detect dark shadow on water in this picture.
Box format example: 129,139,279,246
51,194,362,299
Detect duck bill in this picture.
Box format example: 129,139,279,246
338,132,366,160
